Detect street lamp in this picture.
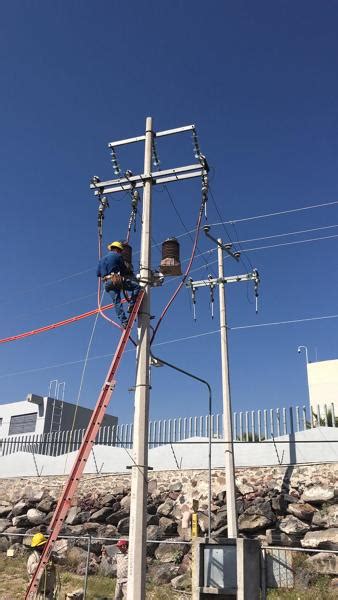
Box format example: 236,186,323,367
150,352,213,537
298,345,309,364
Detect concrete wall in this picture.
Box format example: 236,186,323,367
0,427,336,478
307,359,338,414
43,397,118,434
0,398,46,437
0,395,118,439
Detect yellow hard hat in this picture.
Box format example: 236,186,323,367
31,533,47,548
107,241,124,251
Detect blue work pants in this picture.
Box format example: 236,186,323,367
105,278,140,326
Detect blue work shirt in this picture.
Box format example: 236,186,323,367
96,252,128,278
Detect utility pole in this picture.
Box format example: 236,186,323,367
90,118,208,600
127,117,153,600
218,238,238,538
186,228,259,539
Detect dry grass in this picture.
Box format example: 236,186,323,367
0,554,188,599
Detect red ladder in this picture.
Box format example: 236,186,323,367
25,290,144,599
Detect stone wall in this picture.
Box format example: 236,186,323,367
0,463,337,590
0,463,337,506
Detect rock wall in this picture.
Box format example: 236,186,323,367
0,463,337,588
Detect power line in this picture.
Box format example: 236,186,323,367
2,311,338,379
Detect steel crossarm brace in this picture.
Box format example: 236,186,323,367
24,290,145,600
186,272,258,288
90,164,204,195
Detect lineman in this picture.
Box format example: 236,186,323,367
113,539,129,599
27,533,59,599
97,241,140,328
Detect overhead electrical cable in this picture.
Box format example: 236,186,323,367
150,188,207,344
2,199,337,308
2,311,338,379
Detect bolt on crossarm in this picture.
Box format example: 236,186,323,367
150,352,213,536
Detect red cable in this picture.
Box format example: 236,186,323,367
0,302,128,345
150,198,205,345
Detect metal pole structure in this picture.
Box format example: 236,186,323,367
83,534,91,599
128,117,153,600
218,238,238,538
150,353,212,536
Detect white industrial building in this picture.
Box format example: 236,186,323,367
307,359,338,417
0,393,118,439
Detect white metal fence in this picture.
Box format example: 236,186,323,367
0,402,336,457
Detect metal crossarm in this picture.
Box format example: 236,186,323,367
25,290,145,600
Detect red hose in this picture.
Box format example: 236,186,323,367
0,302,124,345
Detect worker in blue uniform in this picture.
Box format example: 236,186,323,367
97,241,140,327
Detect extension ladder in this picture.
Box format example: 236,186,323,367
25,290,145,599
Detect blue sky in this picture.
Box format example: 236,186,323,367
0,1,338,428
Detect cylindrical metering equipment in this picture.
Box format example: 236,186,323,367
160,237,182,276
121,242,133,275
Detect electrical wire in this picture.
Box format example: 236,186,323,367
2,310,338,379
1,230,337,348
163,184,217,277
150,189,207,344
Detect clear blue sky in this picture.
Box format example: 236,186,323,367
0,1,338,427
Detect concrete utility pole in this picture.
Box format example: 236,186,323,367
218,239,238,538
90,118,208,600
186,229,260,540
127,117,153,600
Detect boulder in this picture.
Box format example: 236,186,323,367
65,506,81,525
0,537,9,552
301,528,338,550
213,506,227,530
99,552,117,578
120,495,131,510
178,552,192,575
36,496,55,514
236,481,254,495
301,486,335,503
287,503,316,522
312,505,338,529
12,501,31,516
169,482,182,493
305,552,338,576
106,509,129,525
266,528,302,547
238,513,271,532
89,507,114,523
0,501,12,518
157,499,174,517
26,508,46,525
147,513,159,526
171,573,191,591
271,494,287,514
148,563,180,584
155,542,190,563
100,493,116,506
65,590,84,600
96,524,118,539
12,514,29,528
159,517,177,536
4,526,26,543
117,517,130,535
0,518,11,533
147,503,157,515
279,515,310,535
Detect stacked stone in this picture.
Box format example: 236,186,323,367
0,465,337,589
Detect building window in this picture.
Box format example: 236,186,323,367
8,413,37,435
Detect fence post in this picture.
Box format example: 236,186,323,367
83,534,91,599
